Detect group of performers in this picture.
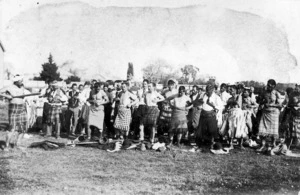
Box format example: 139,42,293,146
1,75,300,154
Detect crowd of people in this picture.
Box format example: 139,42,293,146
1,75,300,155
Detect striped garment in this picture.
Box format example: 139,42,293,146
114,106,132,132
258,107,280,138
159,103,172,123
8,103,27,132
46,105,62,125
142,106,160,126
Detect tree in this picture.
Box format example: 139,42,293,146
65,75,81,84
142,59,180,83
181,65,199,83
127,62,134,81
34,54,61,84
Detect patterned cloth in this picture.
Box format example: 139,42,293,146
46,105,62,125
159,102,173,123
8,103,27,132
169,109,188,134
114,106,132,132
292,117,300,140
258,107,280,138
142,106,160,126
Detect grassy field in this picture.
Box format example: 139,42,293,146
0,131,300,195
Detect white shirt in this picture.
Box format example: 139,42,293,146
78,87,91,103
220,91,231,106
202,92,223,111
171,95,191,108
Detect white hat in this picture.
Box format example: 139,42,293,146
12,74,23,82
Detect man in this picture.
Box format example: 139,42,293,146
103,83,114,138
139,82,165,143
195,83,223,150
157,79,178,135
66,83,80,136
45,80,68,138
78,81,92,135
136,79,149,140
113,82,138,139
0,75,30,150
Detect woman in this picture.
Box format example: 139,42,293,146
221,85,247,149
87,82,109,141
169,86,192,146
241,87,258,137
257,79,282,152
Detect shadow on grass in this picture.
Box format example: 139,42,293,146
0,154,15,194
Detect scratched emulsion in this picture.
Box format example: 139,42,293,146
3,2,297,82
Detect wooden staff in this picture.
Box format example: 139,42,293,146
0,93,40,99
12,93,41,98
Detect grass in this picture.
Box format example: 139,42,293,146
0,131,300,195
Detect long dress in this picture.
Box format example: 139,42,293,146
258,90,281,138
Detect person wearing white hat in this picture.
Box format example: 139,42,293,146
0,74,30,150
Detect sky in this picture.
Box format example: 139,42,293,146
1,0,300,83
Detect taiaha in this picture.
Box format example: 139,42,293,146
0,93,41,99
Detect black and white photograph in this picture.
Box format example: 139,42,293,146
0,0,300,194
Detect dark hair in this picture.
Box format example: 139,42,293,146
143,79,150,84
220,83,227,88
94,82,101,88
267,79,276,86
237,84,244,89
230,85,237,90
71,83,77,88
167,80,175,85
179,86,185,92
79,84,83,88
122,81,130,87
192,85,199,90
